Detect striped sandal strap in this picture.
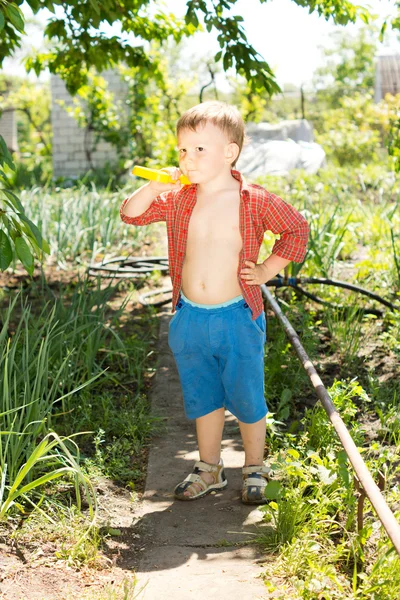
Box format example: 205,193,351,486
194,460,222,473
242,464,271,477
181,473,208,491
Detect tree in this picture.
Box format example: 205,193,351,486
312,25,378,109
0,1,374,96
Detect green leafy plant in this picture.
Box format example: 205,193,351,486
0,112,50,273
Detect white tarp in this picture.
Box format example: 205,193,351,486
237,119,326,177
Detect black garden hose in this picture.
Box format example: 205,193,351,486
88,256,169,278
87,256,400,312
291,285,384,317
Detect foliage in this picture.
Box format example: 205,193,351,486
258,164,400,298
0,74,51,156
307,24,400,172
312,26,378,109
0,74,52,186
55,69,130,175
0,271,160,513
229,76,277,123
0,182,50,274
0,1,374,97
0,79,50,273
0,279,121,485
14,179,149,264
257,177,400,593
311,93,400,167
64,574,146,600
0,428,97,526
388,116,400,173
259,375,400,599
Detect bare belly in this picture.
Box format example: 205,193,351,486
181,184,243,304
181,245,243,304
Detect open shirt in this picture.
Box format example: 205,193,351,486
120,169,309,320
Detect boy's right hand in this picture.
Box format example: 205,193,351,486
148,167,183,193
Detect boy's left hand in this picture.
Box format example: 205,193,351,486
240,260,269,285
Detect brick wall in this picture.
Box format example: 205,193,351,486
51,69,129,179
0,108,18,152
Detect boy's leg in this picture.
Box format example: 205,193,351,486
238,415,267,466
239,415,271,504
181,407,225,498
197,407,225,464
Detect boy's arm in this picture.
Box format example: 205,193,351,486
240,191,309,286
261,190,309,263
120,183,168,225
241,255,291,286
120,167,183,226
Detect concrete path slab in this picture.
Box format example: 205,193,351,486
133,308,269,599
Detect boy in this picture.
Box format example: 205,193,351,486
120,101,309,504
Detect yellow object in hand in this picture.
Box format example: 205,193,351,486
132,166,191,186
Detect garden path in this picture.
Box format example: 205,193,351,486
131,306,270,599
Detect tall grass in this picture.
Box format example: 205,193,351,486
0,268,159,517
17,181,149,264
259,378,400,599
255,164,400,598
258,165,400,295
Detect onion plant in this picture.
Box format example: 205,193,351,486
18,181,148,263
0,273,140,509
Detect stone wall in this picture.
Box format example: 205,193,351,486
0,108,18,152
51,69,129,179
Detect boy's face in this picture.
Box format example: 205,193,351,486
177,121,238,184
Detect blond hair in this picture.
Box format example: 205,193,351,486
176,101,247,168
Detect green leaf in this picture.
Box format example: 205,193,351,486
0,199,17,215
337,450,350,489
280,388,292,404
16,212,49,254
0,10,5,32
0,189,25,213
264,480,282,500
14,236,34,276
0,137,15,170
89,0,100,15
287,448,300,460
0,229,13,270
4,3,25,32
379,20,387,43
223,52,232,70
20,225,50,256
185,9,199,28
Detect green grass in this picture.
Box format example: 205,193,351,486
256,164,400,599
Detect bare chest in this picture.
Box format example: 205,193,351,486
186,199,241,247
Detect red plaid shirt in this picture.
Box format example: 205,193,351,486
120,169,309,319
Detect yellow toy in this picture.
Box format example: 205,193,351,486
132,165,191,186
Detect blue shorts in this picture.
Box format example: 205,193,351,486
167,292,268,424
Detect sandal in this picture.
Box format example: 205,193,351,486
241,464,271,504
174,459,228,501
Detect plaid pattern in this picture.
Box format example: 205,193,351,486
120,169,309,319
